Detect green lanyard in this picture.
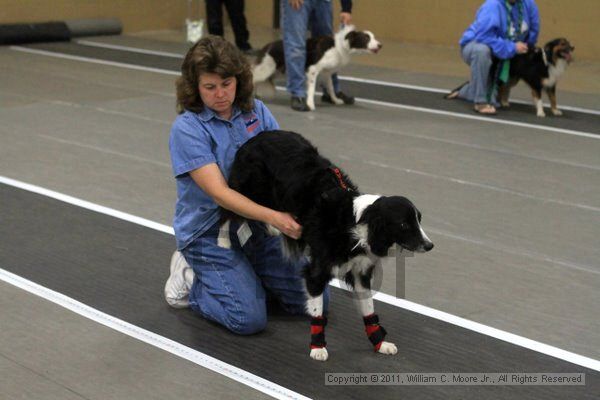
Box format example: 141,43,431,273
504,0,524,40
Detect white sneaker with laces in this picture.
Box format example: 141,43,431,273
164,251,194,308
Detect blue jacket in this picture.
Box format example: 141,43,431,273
459,0,540,59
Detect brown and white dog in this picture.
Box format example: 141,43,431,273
498,38,575,117
251,25,382,110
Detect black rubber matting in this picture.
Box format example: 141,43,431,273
19,41,600,136
1,183,598,399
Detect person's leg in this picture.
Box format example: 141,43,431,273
458,41,494,105
281,0,311,105
309,0,340,95
223,0,251,50
182,222,267,335
205,0,225,36
243,222,330,315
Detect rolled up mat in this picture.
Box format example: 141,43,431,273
0,22,71,45
65,18,122,37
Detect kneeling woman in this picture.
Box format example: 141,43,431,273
165,36,324,334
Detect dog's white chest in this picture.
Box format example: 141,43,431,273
318,48,348,71
543,59,567,88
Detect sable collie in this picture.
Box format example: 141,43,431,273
251,25,382,110
222,130,433,361
498,38,574,117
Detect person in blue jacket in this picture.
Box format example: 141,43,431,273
164,36,319,335
446,0,540,114
282,0,355,111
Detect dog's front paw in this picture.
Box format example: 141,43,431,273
551,108,563,116
537,110,546,118
310,347,329,361
377,341,398,355
306,99,316,111
332,97,344,105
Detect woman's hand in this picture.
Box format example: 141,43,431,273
289,0,304,11
269,211,303,239
340,12,352,26
515,41,528,54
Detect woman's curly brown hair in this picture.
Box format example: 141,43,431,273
176,35,254,114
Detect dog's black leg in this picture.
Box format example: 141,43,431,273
305,270,330,361
546,86,562,116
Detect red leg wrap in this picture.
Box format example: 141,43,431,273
310,316,327,349
363,313,387,352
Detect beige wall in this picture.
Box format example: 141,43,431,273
0,0,188,33
1,1,597,60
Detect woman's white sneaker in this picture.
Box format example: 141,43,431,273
164,251,194,308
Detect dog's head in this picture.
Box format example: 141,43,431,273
357,196,434,257
544,38,575,64
339,25,382,54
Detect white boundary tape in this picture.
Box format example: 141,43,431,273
1,175,599,373
0,267,310,400
58,40,600,116
10,45,600,140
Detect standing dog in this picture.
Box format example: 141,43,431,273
498,38,574,117
222,130,433,361
252,25,382,110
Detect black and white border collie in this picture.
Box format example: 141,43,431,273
498,38,574,117
221,130,433,361
252,25,382,110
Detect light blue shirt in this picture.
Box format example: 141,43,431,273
169,99,279,249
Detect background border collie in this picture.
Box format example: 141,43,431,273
498,38,574,117
222,130,433,361
252,25,382,110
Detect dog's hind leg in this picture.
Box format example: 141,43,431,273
348,260,397,355
323,72,344,105
546,86,562,116
305,65,319,111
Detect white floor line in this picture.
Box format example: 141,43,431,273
10,45,599,140
75,40,185,58
72,40,600,116
273,85,599,140
9,46,179,76
38,134,172,169
337,76,600,116
330,278,600,372
1,175,599,373
0,268,310,400
358,159,600,213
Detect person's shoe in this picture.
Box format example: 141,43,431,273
322,91,355,105
444,81,469,100
291,96,310,112
164,251,194,308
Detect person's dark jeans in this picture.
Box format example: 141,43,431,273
205,0,251,50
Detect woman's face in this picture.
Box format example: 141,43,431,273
198,73,237,118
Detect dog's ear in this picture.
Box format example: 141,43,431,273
361,204,393,257
544,38,561,52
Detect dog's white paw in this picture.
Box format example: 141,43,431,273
310,347,329,361
332,97,344,105
537,110,546,118
306,101,316,111
551,108,563,116
377,341,398,355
